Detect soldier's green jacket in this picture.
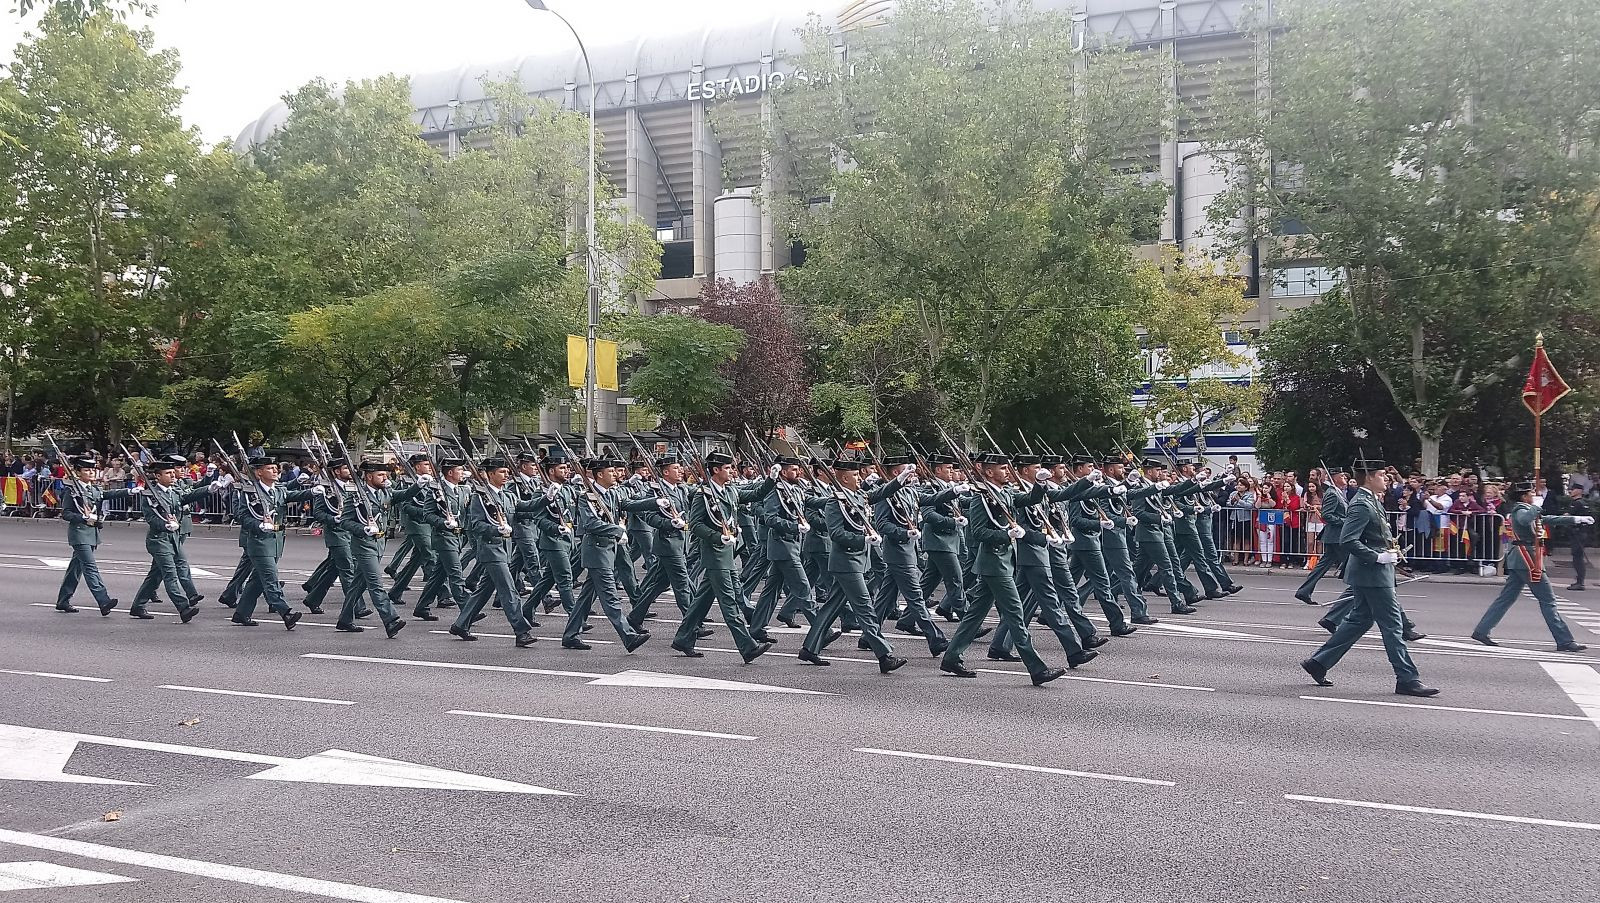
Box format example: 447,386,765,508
761,479,812,562
310,482,353,548
60,482,132,546
801,488,830,555
1504,502,1583,574
824,487,878,574
917,479,967,554
962,482,1046,578
1339,488,1399,587
340,482,425,541
689,477,774,569
575,483,628,569
532,483,578,553
871,480,942,566
469,482,532,565
232,480,314,556
622,480,692,556
1319,484,1348,542
416,480,469,537
140,482,211,541
1133,478,1197,543
1171,478,1225,537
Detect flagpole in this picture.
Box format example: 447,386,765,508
1532,332,1545,488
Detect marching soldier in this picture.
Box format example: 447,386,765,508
448,457,542,647
387,453,439,614
870,455,948,655
526,450,580,624
231,455,314,629
799,459,836,628
1170,461,1230,600
1132,460,1200,615
1296,468,1349,604
673,451,775,661
623,459,657,576
129,456,202,623
54,454,138,615
1300,459,1438,696
625,454,696,627
937,453,1067,686
129,453,219,614
1190,463,1243,596
1065,456,1138,638
751,455,817,633
798,458,901,671
509,453,546,594
917,455,969,622
411,457,470,621
564,456,650,652
1101,456,1161,625
337,460,417,638
301,457,358,616
1472,480,1592,652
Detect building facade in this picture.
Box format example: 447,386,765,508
237,0,1314,459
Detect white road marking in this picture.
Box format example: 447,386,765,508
970,668,1214,691
1144,623,1265,638
34,557,72,569
1540,662,1600,731
1285,795,1600,832
449,710,758,740
188,567,219,578
1416,638,1546,656
1298,695,1588,722
0,669,111,683
587,669,830,694
0,723,564,794
0,830,468,903
157,685,355,706
856,747,1175,787
302,652,604,680
0,860,137,891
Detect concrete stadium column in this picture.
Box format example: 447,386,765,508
759,54,780,274
691,97,723,278
1159,2,1179,245
624,108,658,231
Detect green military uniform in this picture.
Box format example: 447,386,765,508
1303,464,1432,695
624,466,694,626
1133,470,1199,614
231,465,314,627
452,471,539,644
1067,461,1134,635
566,466,648,650
508,459,545,592
131,458,217,614
1296,478,1348,603
939,466,1065,685
870,461,948,654
986,464,1090,663
302,469,358,615
1102,468,1159,622
916,462,969,620
800,468,835,625
130,463,203,622
799,464,900,671
1474,491,1589,650
673,461,772,660
1191,475,1239,593
387,457,441,611
413,473,470,619
54,461,135,614
338,465,422,636
752,466,818,631
526,470,580,623
1171,471,1226,598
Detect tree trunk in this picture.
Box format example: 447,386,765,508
1418,434,1441,478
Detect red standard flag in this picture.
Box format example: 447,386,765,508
1521,336,1571,417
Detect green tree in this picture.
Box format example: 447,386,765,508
621,314,745,422
0,13,200,447
1212,0,1600,475
1137,248,1262,459
723,0,1173,439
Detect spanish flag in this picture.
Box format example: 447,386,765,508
1521,333,1571,417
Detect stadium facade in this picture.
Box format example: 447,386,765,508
237,0,1309,464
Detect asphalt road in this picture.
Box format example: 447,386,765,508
1,516,1597,903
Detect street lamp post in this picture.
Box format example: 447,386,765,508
526,0,599,456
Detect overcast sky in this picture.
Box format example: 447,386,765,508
1,0,826,146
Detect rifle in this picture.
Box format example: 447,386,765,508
796,434,879,543
41,432,94,520
304,429,345,515
228,431,273,525
551,430,615,526
935,422,1019,531
628,432,684,522
120,442,174,526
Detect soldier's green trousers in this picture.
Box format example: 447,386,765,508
133,535,196,615
1136,539,1192,613
344,537,402,629
674,564,757,656
802,571,889,659
942,573,1051,681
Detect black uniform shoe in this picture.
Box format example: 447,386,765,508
1556,642,1589,653
581,623,594,633
894,619,925,636
543,598,560,614
878,655,908,674
778,616,801,629
561,640,592,650
1171,605,1198,615
928,641,949,657
1151,587,1167,597
1031,667,1068,686
1066,650,1098,668
1567,583,1586,591
189,593,206,605
471,611,488,624
437,600,458,609
1301,658,1332,687
857,639,873,651
179,606,200,624
1111,625,1138,637
515,632,537,648
1402,627,1427,641
670,641,703,658
1224,584,1245,595
695,628,714,639
304,604,324,615
1204,591,1228,601
1294,592,1315,605
1132,615,1159,625
1395,680,1440,698
384,619,406,639
742,641,774,664
335,622,364,632
56,603,79,613
525,618,541,629
987,651,1019,662
797,649,829,666
936,608,959,622
129,609,155,620
1084,635,1109,649
413,611,439,622
752,630,776,644
281,611,301,630
356,609,373,619
1317,619,1338,634
974,626,993,640
448,624,477,642
218,596,237,609
99,598,119,616
623,633,651,653
231,618,259,627
940,662,977,678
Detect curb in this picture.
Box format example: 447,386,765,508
0,514,319,538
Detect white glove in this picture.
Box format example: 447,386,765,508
416,474,434,484
1577,516,1596,525
259,520,276,532
1110,483,1128,496
558,525,573,537
163,520,179,532
1047,535,1066,547
1125,516,1138,528
543,484,562,500
1376,550,1399,565
568,474,584,485
312,484,327,495
498,524,512,537
364,524,380,536
1006,525,1026,540
955,515,969,526
85,514,99,526
907,528,921,541
769,464,782,480
618,532,629,545
1211,503,1222,513
1034,468,1052,482
1100,519,1114,530
867,533,883,545
445,516,459,530
655,497,671,511
720,534,735,547
797,520,811,533
671,517,687,530
128,485,143,495
1089,468,1103,481
1157,480,1171,490
953,483,972,495
1160,514,1172,524
1199,468,1212,480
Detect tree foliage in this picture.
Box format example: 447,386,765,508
621,314,745,422
1213,0,1600,474
690,277,811,438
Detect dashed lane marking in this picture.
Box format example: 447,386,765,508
0,669,111,683
448,710,758,740
1297,695,1589,723
0,861,137,892
856,747,1175,787
1285,795,1600,832
156,685,355,706
1539,662,1600,732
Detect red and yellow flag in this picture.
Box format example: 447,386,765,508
1521,334,1571,417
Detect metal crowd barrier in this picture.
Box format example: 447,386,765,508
1213,505,1506,576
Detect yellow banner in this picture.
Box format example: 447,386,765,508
567,335,619,392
